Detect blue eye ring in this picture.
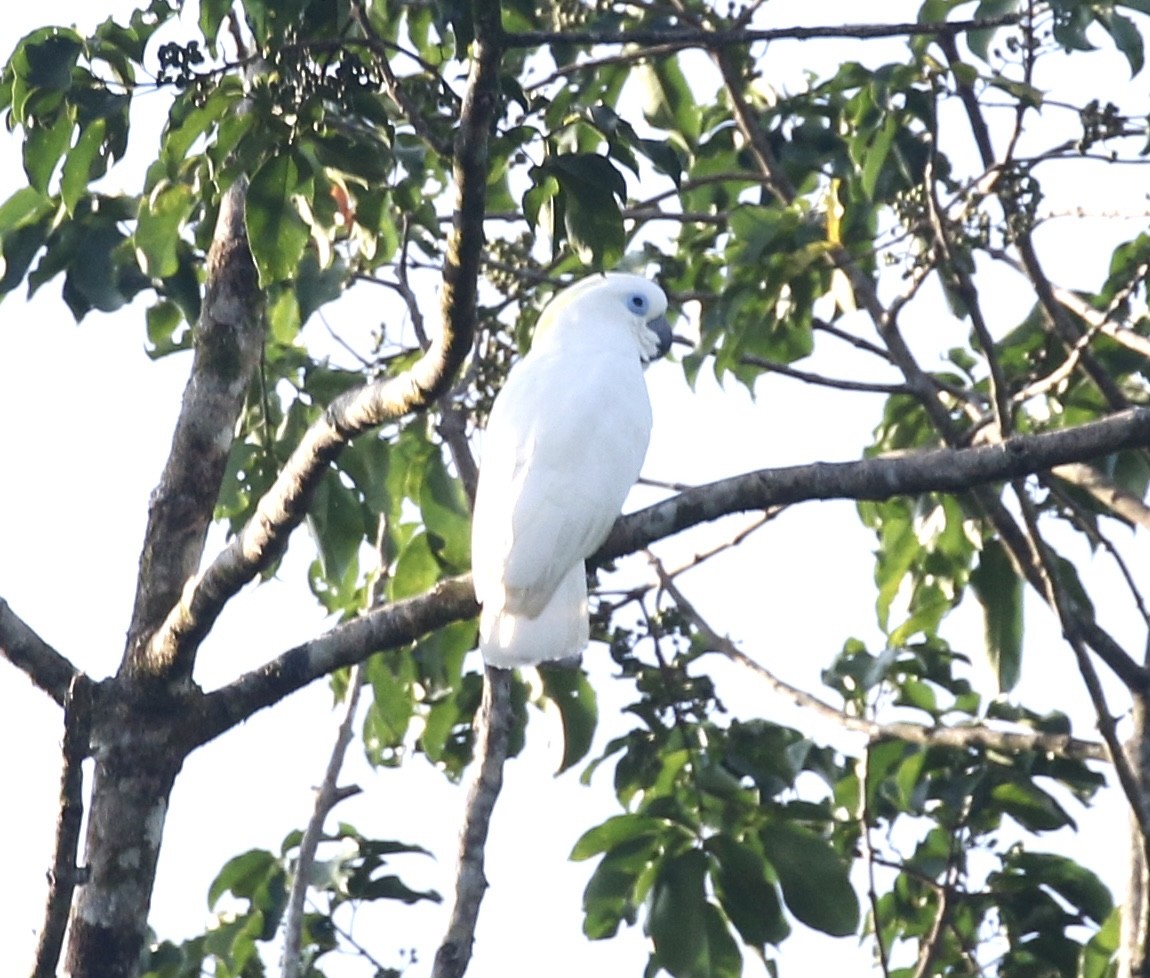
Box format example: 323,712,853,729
627,293,649,314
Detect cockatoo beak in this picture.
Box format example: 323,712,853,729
646,314,673,361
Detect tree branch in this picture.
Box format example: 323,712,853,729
281,665,365,978
32,674,93,978
430,666,512,978
126,176,266,683
655,563,1107,762
503,15,1019,50
0,597,79,707
604,406,1150,568
190,576,478,746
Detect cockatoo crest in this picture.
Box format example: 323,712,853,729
471,273,671,668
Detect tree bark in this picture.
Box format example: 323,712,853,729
64,687,189,978
1123,692,1150,978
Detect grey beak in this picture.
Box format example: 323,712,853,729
647,314,673,360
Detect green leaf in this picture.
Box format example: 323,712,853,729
542,154,627,268
1081,907,1121,978
967,0,1020,62
990,780,1075,832
860,113,899,200
306,468,366,590
199,0,233,46
571,814,670,861
207,849,279,908
759,819,859,936
135,182,194,278
1104,10,1144,76
646,849,708,976
970,539,1023,691
60,119,107,214
364,656,415,766
709,835,790,948
246,152,312,285
23,109,73,193
1007,851,1112,924
420,448,471,571
638,56,701,144
389,530,441,600
540,667,598,773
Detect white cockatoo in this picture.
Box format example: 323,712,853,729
471,273,672,669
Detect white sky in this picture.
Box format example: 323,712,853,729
2,3,1149,977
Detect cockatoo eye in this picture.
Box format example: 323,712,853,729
626,292,649,315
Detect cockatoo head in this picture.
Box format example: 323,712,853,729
533,273,673,363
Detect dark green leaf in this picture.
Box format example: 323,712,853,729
420,448,470,571
1104,10,1144,76
646,849,708,976
710,835,790,948
60,120,107,214
571,814,670,861
207,849,279,909
990,780,1075,832
23,109,72,192
306,468,367,590
246,152,312,285
970,539,1023,691
540,667,598,773
759,820,859,936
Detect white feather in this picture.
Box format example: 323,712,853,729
472,273,668,668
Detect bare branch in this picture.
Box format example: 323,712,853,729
281,665,365,978
504,15,1020,51
739,353,909,396
1014,493,1150,839
191,576,478,746
655,564,1107,762
32,674,93,978
0,597,79,707
430,666,512,978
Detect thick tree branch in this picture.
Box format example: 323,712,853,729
431,666,512,978
125,177,266,683
503,15,1019,50
191,576,477,745
604,406,1150,564
0,598,79,706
